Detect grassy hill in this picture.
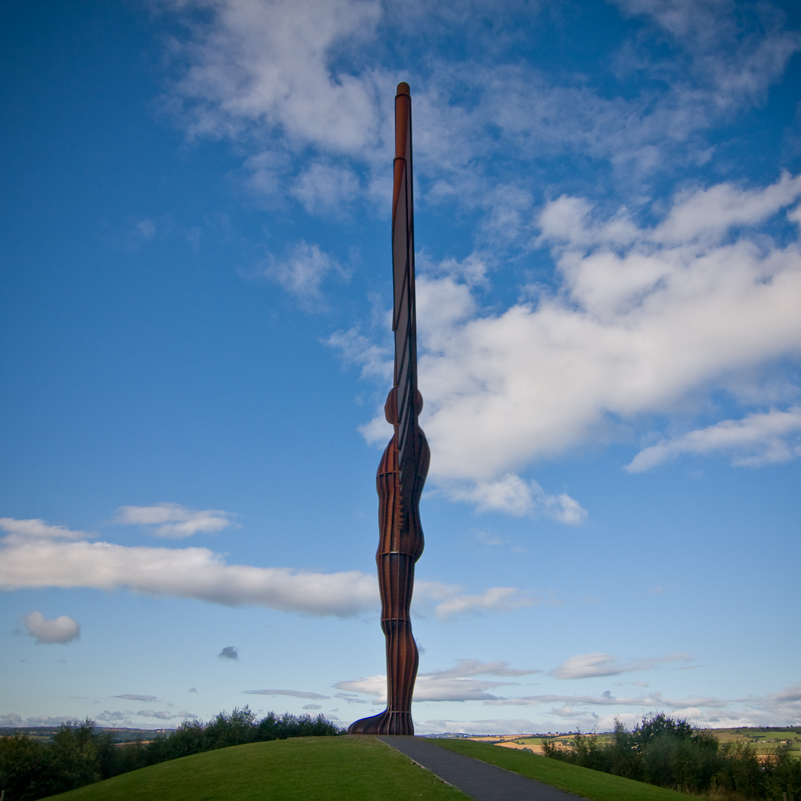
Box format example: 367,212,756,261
43,736,470,801
40,735,701,801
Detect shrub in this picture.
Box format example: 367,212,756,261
542,714,801,801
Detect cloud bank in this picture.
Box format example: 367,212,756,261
357,174,801,495
0,516,535,621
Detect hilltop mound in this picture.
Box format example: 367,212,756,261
43,736,468,801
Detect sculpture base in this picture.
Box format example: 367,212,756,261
347,709,413,735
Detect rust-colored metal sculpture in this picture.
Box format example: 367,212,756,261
348,82,429,737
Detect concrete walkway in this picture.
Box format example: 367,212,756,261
378,736,586,801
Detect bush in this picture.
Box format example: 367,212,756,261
542,713,800,801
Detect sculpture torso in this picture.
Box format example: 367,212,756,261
377,427,429,564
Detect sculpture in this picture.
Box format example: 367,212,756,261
348,83,428,736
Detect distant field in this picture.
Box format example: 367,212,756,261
0,726,168,744
463,726,801,759
705,727,801,757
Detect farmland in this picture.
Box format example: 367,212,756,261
467,727,801,759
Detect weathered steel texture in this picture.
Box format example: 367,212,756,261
348,83,429,737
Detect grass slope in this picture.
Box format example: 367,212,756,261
45,737,470,801
431,738,695,801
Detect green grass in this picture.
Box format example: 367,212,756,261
431,738,696,801
40,734,718,801
44,737,470,801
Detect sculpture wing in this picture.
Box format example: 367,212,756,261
392,82,419,516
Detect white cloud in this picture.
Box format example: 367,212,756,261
443,475,587,524
414,582,538,621
549,652,692,680
161,0,383,153
290,161,361,215
754,684,801,723
406,174,801,483
20,611,81,644
627,406,801,471
654,172,801,245
0,521,377,617
263,240,346,302
0,516,536,621
114,503,236,539
152,0,801,230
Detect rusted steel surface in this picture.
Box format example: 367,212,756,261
348,83,429,737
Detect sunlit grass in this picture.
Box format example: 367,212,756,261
431,738,695,801
46,737,470,801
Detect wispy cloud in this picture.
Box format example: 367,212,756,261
135,709,196,721
154,0,801,226
627,406,801,471
336,658,535,704
243,689,329,699
262,241,347,304
114,503,236,539
326,327,392,383
0,518,91,541
549,652,693,680
114,694,158,702
486,690,724,709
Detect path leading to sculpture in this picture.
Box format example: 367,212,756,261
377,736,586,801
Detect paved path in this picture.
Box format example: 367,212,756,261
377,736,586,801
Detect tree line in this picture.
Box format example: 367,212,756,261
542,713,801,800
0,707,342,801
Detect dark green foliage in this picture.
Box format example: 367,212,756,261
542,713,801,801
0,708,342,800
0,734,62,801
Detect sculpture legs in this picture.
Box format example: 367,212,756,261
348,553,419,735
348,389,428,737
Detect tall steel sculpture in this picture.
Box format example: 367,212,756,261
348,82,429,736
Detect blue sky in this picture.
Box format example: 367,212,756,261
1,0,800,735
